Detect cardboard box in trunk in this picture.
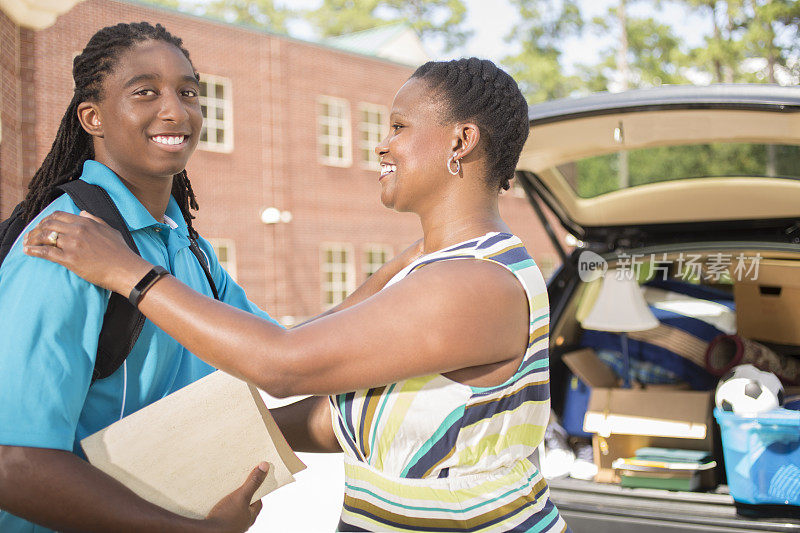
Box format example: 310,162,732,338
563,349,714,483
734,259,800,346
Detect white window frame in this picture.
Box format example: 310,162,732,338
363,244,393,279
208,238,237,281
198,73,234,153
321,243,356,308
358,103,387,170
318,96,352,167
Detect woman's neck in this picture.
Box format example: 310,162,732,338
418,190,507,254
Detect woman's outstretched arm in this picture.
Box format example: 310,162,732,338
303,238,423,323
24,211,529,398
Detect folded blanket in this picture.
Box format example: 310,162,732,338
580,279,735,390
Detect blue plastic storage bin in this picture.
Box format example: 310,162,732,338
562,373,592,438
715,408,800,507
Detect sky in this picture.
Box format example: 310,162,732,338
276,0,713,74
453,0,710,70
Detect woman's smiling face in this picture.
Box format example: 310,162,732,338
376,77,454,212
84,39,202,185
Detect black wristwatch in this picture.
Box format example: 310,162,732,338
128,265,169,307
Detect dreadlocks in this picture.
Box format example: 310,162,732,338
21,22,202,238
411,58,529,192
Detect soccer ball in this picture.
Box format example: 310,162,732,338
715,364,785,416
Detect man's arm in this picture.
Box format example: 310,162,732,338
0,446,267,533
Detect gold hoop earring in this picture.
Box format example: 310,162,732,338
447,155,460,175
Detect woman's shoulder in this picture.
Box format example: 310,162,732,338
440,232,535,274
470,233,549,303
398,249,527,306
471,232,530,261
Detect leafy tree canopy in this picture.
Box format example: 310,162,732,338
503,0,584,103
137,0,293,33
140,0,470,52
306,0,471,52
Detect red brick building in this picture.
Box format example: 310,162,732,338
0,0,558,322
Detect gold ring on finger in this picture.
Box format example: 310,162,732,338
47,231,59,246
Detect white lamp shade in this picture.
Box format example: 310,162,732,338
580,271,659,332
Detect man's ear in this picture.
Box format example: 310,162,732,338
77,102,104,138
450,122,480,160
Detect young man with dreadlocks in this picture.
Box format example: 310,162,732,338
0,21,421,531
0,22,277,532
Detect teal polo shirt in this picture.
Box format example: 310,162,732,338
0,160,277,532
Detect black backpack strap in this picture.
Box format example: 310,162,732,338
56,181,221,382
58,181,145,382
188,237,220,300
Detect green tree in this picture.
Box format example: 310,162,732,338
137,0,295,34
671,0,799,175
581,3,690,91
502,0,584,103
507,0,800,198
306,0,471,52
202,0,294,33
672,0,799,84
674,0,747,82
740,0,800,82
578,2,690,190
624,17,691,85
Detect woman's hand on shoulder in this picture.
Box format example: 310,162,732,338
23,210,152,296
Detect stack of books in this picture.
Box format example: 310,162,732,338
612,447,716,491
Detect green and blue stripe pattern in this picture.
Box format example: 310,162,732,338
331,232,569,532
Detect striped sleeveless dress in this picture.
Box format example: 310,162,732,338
330,232,569,532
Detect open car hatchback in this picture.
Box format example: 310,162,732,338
515,84,800,533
